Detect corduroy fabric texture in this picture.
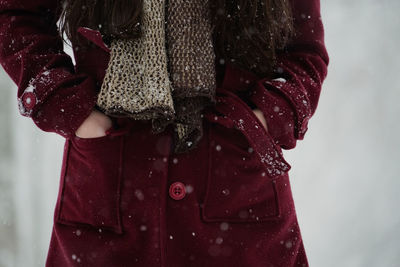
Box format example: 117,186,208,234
96,0,217,154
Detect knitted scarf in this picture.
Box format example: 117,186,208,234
96,0,217,154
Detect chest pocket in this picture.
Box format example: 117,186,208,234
54,125,130,234
201,89,290,223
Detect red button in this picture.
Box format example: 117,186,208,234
169,182,186,200
22,92,37,110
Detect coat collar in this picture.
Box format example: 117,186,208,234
77,27,111,53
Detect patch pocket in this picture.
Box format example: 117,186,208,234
55,126,129,234
201,122,282,223
200,87,294,223
202,87,292,223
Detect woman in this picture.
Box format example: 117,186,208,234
0,0,329,266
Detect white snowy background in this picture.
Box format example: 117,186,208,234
1,0,399,266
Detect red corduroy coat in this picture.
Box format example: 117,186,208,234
0,0,329,266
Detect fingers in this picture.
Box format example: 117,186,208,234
252,109,268,132
75,110,113,138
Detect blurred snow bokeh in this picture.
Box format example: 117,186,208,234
285,0,400,266
0,0,399,266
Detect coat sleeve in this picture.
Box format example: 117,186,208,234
246,0,329,149
0,0,99,138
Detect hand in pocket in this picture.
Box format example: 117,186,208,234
251,108,268,132
75,109,113,138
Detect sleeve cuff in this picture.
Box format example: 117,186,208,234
30,76,99,139
247,80,298,149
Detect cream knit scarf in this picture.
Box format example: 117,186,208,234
96,0,217,154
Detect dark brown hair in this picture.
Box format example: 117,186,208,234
59,0,294,77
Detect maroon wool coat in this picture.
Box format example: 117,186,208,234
0,0,329,266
